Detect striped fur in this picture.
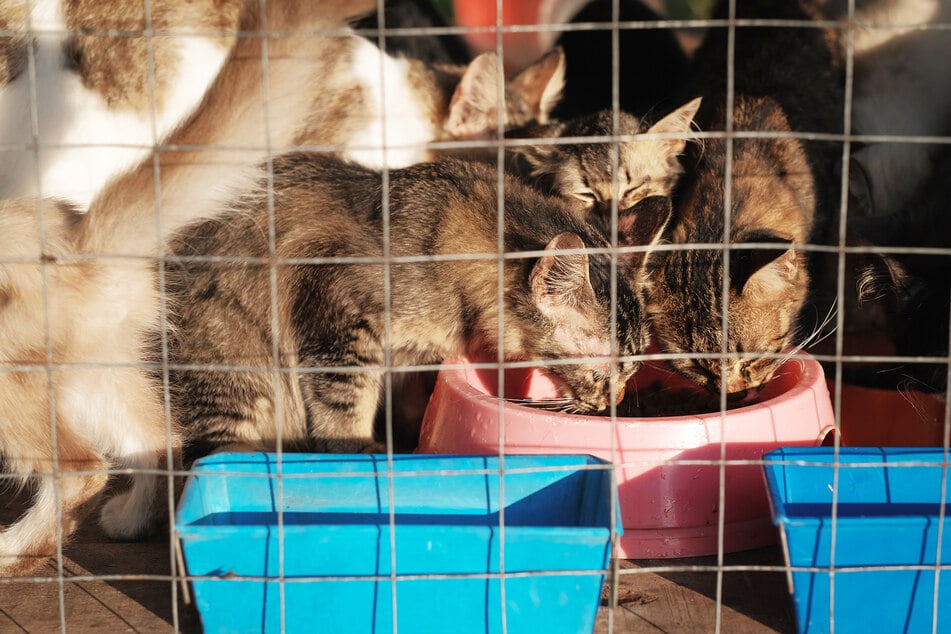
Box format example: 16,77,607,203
162,156,672,460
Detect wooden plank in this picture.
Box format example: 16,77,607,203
2,492,794,632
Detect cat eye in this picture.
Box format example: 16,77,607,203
621,178,649,202
573,190,599,204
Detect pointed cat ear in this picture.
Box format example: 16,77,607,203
507,47,566,125
732,236,799,295
445,52,501,139
647,96,702,156
530,232,595,318
616,196,673,267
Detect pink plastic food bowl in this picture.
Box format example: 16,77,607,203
417,356,836,559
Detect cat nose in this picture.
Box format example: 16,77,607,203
614,382,626,406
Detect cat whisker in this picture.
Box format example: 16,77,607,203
502,397,578,412
786,299,839,362
894,375,933,422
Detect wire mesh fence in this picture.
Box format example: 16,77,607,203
0,0,949,632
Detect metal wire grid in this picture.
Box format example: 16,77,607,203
0,0,948,632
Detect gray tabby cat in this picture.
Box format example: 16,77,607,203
162,155,672,459
645,0,845,400
511,98,701,226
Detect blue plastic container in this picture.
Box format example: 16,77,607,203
175,453,621,634
763,447,951,633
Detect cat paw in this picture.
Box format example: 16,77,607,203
320,438,387,454
99,492,160,540
360,441,388,454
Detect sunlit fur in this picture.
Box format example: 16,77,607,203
645,0,845,398
164,158,671,460
0,0,384,576
511,98,700,229
648,99,819,399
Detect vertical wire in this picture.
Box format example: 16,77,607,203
369,1,400,630
22,2,67,629
829,1,858,630
493,0,508,630
715,1,739,631
253,1,287,629
605,0,622,632
937,301,951,633
138,0,183,629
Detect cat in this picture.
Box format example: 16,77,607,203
160,154,673,461
846,143,951,395
0,0,397,576
644,0,845,400
0,0,573,574
0,0,565,211
0,0,242,209
509,97,701,227
843,0,951,219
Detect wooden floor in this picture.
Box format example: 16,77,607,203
1,490,795,633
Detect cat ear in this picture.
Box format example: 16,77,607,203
445,52,501,139
732,241,799,295
509,122,567,173
647,96,702,156
530,232,595,318
507,47,566,125
616,196,673,267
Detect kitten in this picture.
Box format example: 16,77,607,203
0,0,388,576
0,0,571,573
510,97,701,226
645,0,845,399
0,0,241,209
161,155,672,460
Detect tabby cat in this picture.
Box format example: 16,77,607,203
645,0,845,400
510,97,701,227
161,155,672,460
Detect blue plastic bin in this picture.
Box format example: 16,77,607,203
175,453,621,634
763,447,951,633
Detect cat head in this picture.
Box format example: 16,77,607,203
443,47,565,140
519,196,672,413
647,234,808,401
645,121,817,401
513,97,701,214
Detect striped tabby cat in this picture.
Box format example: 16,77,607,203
162,155,672,459
645,0,845,401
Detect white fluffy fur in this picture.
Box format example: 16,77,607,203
343,38,433,169
0,0,229,209
0,0,377,576
0,0,569,574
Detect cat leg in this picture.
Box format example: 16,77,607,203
0,426,110,576
97,383,177,541
302,363,386,454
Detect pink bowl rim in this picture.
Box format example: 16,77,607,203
435,355,827,425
